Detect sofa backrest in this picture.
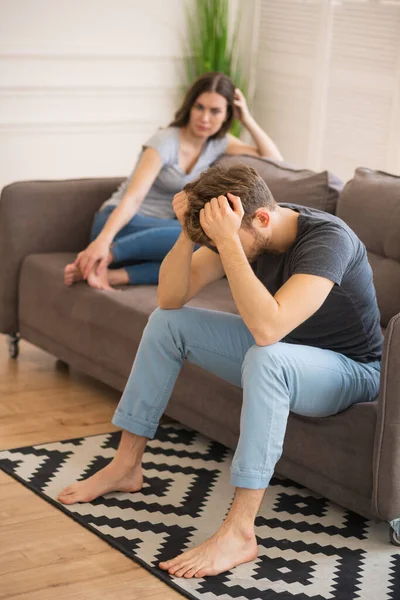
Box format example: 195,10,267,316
336,168,400,327
217,154,344,214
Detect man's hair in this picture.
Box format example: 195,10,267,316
183,163,276,244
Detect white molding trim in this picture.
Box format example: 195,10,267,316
0,86,183,96
0,120,157,134
0,51,187,61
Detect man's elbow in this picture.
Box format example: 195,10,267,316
253,327,280,347
158,303,184,310
157,296,185,310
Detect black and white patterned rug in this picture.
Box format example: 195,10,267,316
1,422,399,600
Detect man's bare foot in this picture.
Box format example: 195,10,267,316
64,263,83,286
57,461,143,505
159,521,258,578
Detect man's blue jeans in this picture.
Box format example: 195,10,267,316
91,206,183,285
112,307,381,489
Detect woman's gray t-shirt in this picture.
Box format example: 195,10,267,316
101,126,228,219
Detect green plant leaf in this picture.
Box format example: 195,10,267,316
183,0,247,140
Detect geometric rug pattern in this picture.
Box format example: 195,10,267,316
1,422,399,600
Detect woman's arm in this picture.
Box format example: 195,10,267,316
76,147,163,278
98,147,162,244
225,89,283,161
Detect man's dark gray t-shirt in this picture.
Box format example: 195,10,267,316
227,203,382,363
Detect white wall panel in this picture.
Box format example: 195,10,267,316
0,0,189,189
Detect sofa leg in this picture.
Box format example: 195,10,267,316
55,359,70,371
389,518,400,546
7,332,20,359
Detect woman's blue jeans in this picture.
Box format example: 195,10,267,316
91,206,183,285
112,307,381,490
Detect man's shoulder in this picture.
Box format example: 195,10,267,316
281,203,359,247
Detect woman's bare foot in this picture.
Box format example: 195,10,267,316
87,265,114,291
87,267,129,290
57,461,143,505
159,521,258,578
108,268,130,286
64,263,83,286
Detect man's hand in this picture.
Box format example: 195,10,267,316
200,193,244,246
172,190,189,228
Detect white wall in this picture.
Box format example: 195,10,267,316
250,0,400,182
0,0,189,190
4,0,396,191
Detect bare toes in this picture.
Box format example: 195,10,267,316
58,493,78,505
58,486,73,497
184,566,200,578
168,562,184,575
174,563,194,578
57,484,81,503
195,569,207,578
160,557,181,571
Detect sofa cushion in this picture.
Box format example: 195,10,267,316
337,168,400,327
19,253,237,377
217,154,343,214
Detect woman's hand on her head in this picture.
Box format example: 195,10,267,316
233,88,252,125
172,191,190,229
74,237,111,280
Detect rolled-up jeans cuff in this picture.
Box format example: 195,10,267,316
112,409,158,438
230,469,273,490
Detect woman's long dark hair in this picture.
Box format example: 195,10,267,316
169,72,235,139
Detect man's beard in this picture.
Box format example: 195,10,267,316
246,227,271,262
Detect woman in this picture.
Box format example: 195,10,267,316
64,72,283,290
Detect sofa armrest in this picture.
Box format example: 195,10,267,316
0,177,123,334
372,312,400,521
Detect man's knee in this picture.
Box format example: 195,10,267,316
146,306,185,336
242,343,289,378
148,305,182,323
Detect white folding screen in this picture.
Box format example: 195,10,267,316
252,0,400,181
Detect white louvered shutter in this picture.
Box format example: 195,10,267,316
252,0,400,180
323,0,400,180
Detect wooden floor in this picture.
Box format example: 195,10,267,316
0,335,182,600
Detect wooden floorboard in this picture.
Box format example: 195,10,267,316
0,335,182,600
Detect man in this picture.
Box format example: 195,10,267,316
57,163,383,579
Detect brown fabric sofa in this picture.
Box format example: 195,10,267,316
1,156,400,541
